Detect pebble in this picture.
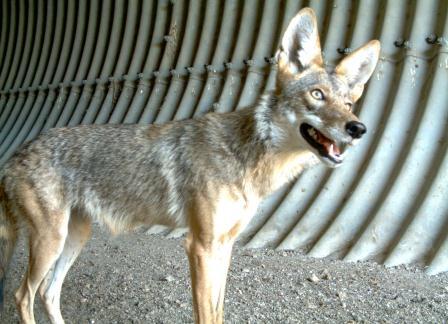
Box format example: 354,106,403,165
307,303,318,309
308,273,320,283
162,275,175,282
321,269,331,280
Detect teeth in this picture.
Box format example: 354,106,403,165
308,128,318,140
329,144,334,156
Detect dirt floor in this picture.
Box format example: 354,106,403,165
2,225,448,324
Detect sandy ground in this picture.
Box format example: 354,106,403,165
2,225,448,324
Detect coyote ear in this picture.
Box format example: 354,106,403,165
335,40,381,97
276,8,323,75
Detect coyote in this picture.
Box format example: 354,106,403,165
0,8,379,324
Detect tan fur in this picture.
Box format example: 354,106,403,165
15,215,69,323
185,189,245,324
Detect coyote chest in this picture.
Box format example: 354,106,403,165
209,149,319,240
211,187,260,240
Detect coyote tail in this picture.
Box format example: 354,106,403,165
0,184,17,310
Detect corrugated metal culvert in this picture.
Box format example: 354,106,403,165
1,0,448,274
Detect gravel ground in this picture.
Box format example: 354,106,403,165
2,225,448,324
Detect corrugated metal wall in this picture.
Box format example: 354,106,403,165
1,0,448,274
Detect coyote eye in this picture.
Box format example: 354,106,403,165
345,102,353,110
310,89,325,100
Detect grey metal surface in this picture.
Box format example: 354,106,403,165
1,0,448,274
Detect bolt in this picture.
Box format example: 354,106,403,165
337,47,352,55
394,38,410,49
245,59,255,66
264,56,276,64
426,34,448,46
426,34,437,44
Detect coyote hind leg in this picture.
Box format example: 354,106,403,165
38,212,91,324
14,188,70,324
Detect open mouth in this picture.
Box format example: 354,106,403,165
300,123,343,164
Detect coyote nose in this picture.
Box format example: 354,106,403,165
346,121,367,139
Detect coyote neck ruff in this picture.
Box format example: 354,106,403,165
229,94,321,195
0,7,380,324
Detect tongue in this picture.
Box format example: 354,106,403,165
316,132,341,155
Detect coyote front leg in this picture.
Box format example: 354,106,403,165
185,189,251,324
185,233,234,324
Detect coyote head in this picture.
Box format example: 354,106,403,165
275,8,380,167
